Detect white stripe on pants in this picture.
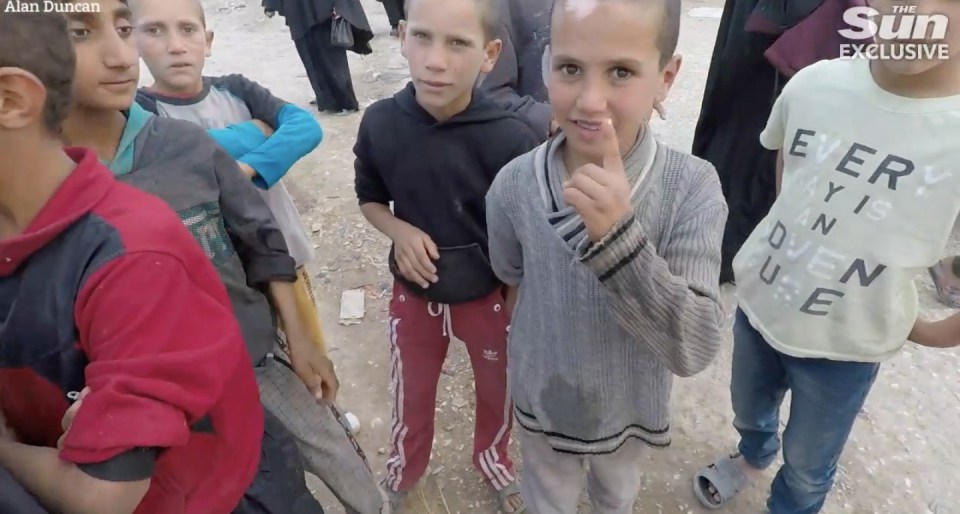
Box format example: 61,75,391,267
518,428,645,514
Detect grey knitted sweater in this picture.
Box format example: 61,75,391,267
485,132,728,454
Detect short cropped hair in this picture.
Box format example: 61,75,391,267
0,0,75,132
404,0,500,42
657,0,681,67
552,0,681,69
128,0,207,28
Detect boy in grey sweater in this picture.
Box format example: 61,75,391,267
485,0,727,512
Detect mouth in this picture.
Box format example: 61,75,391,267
100,79,137,91
419,79,451,89
169,63,192,69
571,119,603,132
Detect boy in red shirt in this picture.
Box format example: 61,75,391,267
0,3,263,513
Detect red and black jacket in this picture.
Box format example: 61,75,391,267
0,149,263,513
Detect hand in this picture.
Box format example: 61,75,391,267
562,119,632,242
391,223,440,288
264,8,276,17
910,317,960,348
288,331,340,404
237,161,257,179
251,119,275,137
57,387,91,449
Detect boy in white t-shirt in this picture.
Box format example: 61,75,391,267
692,0,960,512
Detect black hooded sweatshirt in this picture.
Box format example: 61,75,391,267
354,82,541,304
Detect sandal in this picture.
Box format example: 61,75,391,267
693,453,750,510
494,482,526,514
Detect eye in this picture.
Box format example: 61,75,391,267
451,39,469,47
69,27,91,39
610,67,633,80
557,63,581,76
183,25,197,34
117,25,133,38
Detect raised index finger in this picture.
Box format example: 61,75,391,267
599,119,625,175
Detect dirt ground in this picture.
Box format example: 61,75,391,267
149,1,960,512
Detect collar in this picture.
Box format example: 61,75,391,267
393,81,494,125
536,125,657,253
140,78,210,105
0,148,113,275
103,102,153,176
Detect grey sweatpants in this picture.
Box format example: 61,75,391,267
257,355,385,514
518,428,645,514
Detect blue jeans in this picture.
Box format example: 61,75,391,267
731,309,880,514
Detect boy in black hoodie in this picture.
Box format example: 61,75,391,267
353,0,539,511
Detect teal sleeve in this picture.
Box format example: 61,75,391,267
240,104,323,189
207,122,269,159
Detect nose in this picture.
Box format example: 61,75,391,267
101,30,138,71
424,43,448,72
574,75,609,115
166,32,188,54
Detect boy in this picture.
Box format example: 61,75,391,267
353,0,540,510
0,3,263,512
130,1,385,512
485,0,727,511
53,0,327,512
479,0,554,137
692,0,960,511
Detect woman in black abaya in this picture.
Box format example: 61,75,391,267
265,0,374,114
692,0,825,284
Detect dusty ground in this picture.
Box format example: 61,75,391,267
148,1,960,512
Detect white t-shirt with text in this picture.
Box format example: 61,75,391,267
733,58,960,362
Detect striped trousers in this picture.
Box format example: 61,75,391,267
383,281,516,493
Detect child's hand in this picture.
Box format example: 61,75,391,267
57,387,91,449
562,119,632,242
251,119,275,137
288,331,340,404
392,223,440,288
910,317,960,348
237,162,257,179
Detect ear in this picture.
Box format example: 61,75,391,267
399,20,408,58
655,53,682,104
480,38,503,74
205,30,214,57
0,68,46,131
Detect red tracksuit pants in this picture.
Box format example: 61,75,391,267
383,281,515,493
